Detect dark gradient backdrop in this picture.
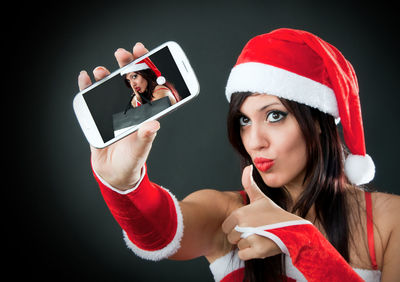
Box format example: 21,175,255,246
11,0,399,281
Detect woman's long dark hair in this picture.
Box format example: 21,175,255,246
227,92,351,281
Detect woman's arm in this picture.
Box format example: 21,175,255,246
93,164,236,261
171,189,240,261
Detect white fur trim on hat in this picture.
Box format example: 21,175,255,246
344,154,375,185
122,186,184,261
120,63,149,76
225,62,339,118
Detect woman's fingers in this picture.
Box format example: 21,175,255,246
115,48,134,68
132,42,149,59
78,66,110,92
236,235,282,261
237,238,251,250
93,66,111,81
226,226,242,245
114,42,149,68
237,247,254,261
78,70,92,91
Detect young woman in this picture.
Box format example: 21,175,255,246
124,68,179,108
78,30,400,281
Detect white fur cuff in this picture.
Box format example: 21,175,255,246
122,186,184,261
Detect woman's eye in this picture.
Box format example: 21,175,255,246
239,116,251,126
128,74,137,80
266,111,287,123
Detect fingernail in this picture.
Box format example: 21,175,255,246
115,48,128,56
94,66,106,72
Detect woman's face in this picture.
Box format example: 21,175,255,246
126,72,148,94
239,94,308,189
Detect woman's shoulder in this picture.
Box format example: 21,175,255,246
348,187,399,217
341,188,399,270
372,190,400,207
371,191,400,230
152,85,175,103
347,188,399,244
153,85,171,94
350,188,400,231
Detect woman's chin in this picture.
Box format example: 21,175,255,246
260,174,284,188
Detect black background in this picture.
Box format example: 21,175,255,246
10,0,399,281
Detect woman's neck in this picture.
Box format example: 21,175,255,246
284,176,306,205
284,181,326,236
283,176,318,222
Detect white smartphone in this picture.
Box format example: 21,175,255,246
73,41,200,148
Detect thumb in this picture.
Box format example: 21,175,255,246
242,165,266,203
137,120,160,141
130,120,160,159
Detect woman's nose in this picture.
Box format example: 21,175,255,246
245,125,269,151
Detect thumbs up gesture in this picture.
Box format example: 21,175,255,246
222,165,301,260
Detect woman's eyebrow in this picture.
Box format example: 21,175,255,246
257,102,281,112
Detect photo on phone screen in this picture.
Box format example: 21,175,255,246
80,45,193,144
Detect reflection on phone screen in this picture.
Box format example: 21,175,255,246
83,46,190,143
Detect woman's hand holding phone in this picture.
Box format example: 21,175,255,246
78,43,161,191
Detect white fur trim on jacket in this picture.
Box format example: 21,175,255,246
122,185,184,261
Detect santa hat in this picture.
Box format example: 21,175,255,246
225,28,375,185
121,57,166,85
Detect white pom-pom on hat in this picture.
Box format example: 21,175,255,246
156,76,166,85
225,28,375,185
344,154,375,186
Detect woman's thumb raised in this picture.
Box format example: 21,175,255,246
242,165,266,203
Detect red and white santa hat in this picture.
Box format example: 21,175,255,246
121,57,166,85
225,28,375,185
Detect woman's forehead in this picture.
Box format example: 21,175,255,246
240,94,283,111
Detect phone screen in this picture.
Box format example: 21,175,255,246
82,46,191,143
